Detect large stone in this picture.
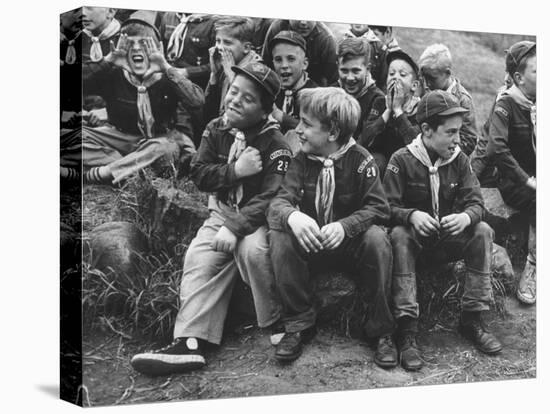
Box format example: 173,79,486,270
89,221,149,275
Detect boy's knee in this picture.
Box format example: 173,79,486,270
390,226,415,250
364,225,390,250
472,221,494,242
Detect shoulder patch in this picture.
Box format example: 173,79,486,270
357,159,369,174
495,106,509,118
387,164,400,174
270,149,293,160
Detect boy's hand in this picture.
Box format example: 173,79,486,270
320,222,345,250
271,104,284,123
143,37,170,78
208,46,223,80
234,147,263,178
288,211,324,254
218,47,236,81
409,210,440,237
105,33,132,73
391,80,405,117
526,176,536,190
211,226,238,253
440,213,471,236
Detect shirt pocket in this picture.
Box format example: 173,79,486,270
405,182,429,203
441,182,459,202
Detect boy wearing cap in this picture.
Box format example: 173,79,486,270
366,49,421,171
369,26,401,92
269,30,317,140
262,19,337,87
204,16,262,122
60,12,202,184
131,62,293,376
486,41,536,305
383,90,502,371
336,37,385,153
268,87,397,368
418,44,478,155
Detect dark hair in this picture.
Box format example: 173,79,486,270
337,37,371,67
214,16,254,43
422,113,463,131
514,48,536,77
370,25,392,34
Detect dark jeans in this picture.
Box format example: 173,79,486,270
390,222,494,319
269,225,395,338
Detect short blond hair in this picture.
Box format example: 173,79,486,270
298,87,361,144
418,43,453,72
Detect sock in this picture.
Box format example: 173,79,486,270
84,166,111,184
61,167,80,180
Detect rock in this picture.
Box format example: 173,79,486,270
89,221,149,275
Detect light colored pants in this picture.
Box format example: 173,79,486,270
60,125,196,183
173,208,281,344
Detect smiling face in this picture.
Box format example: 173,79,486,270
338,56,369,95
295,109,337,156
272,43,308,89
289,20,316,38
387,58,418,96
216,29,250,64
224,75,267,130
422,114,463,159
126,36,150,76
82,7,114,35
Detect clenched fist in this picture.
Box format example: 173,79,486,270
234,147,263,178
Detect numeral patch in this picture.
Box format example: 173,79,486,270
365,167,377,178
276,159,289,172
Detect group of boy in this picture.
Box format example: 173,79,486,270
59,8,536,377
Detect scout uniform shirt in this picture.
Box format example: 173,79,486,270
446,77,479,156
268,144,390,237
383,146,484,227
190,116,292,237
274,77,318,133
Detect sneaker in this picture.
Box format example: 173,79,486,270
374,334,398,369
269,320,285,346
131,337,206,376
517,259,536,305
459,314,502,355
397,334,423,371
274,326,316,363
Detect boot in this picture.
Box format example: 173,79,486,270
459,311,502,354
396,317,423,371
517,257,536,305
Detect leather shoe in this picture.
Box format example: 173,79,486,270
275,326,316,362
374,334,398,368
397,334,423,371
459,315,502,355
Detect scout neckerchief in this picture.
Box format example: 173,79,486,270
282,72,310,115
407,134,460,221
501,84,537,153
83,19,121,62
339,76,376,101
306,138,356,226
61,30,81,64
219,51,263,113
123,70,163,139
166,13,189,61
381,38,400,53
226,116,280,210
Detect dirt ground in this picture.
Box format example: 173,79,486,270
81,296,535,407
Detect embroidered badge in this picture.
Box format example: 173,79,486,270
495,106,509,118
252,63,266,73
387,164,400,174
270,149,292,160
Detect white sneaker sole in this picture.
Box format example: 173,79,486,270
131,353,206,376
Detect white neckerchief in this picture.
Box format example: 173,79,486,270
166,14,190,61
123,71,163,139
83,19,121,62
307,138,356,226
282,73,309,114
61,31,81,64
407,134,461,221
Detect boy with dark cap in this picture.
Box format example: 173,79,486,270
268,87,397,368
269,30,317,147
262,19,337,87
383,90,502,371
336,37,385,152
366,49,421,171
160,11,218,90
131,62,293,376
418,44,479,155
60,10,202,184
204,16,263,122
486,41,536,305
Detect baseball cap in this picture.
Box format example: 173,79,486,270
386,49,419,76
416,90,468,124
505,41,536,75
232,62,281,99
121,10,161,41
269,30,307,53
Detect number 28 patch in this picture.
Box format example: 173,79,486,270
270,149,293,175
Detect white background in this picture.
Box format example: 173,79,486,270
0,0,546,412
